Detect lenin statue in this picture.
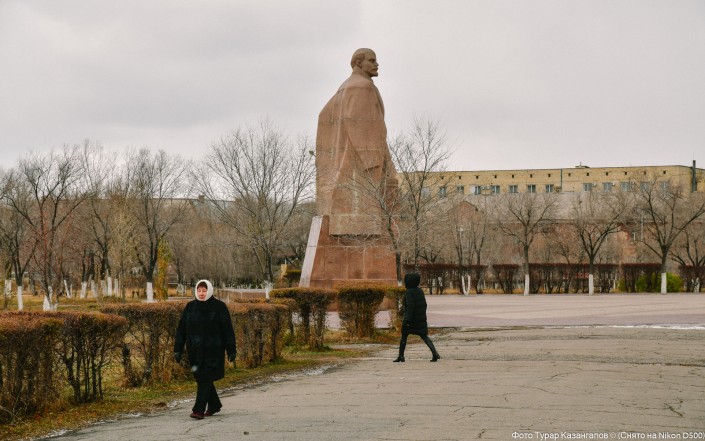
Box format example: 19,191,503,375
299,48,398,288
315,48,398,236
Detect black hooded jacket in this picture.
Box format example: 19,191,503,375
402,273,429,335
174,296,236,382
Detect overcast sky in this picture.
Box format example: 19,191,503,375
1,0,704,172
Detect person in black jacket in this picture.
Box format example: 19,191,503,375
174,279,237,419
394,273,441,362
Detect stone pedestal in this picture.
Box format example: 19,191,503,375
299,215,397,289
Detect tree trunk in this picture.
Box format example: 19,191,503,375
16,285,23,311
63,279,71,299
81,281,87,299
588,274,595,296
146,281,154,302
661,273,667,294
43,286,55,311
523,274,530,296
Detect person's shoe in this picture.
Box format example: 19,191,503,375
393,356,405,362
430,353,441,362
190,411,205,420
204,408,221,416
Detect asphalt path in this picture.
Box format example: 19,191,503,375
51,294,705,441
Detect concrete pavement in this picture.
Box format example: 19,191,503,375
52,294,705,440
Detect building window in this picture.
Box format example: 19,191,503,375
456,185,465,194
660,181,670,191
602,182,613,192
620,182,631,192
527,184,536,193
473,185,482,195
583,183,593,192
491,185,500,195
439,186,447,198
509,185,518,194
640,182,651,191
545,184,554,193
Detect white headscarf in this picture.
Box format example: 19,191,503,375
194,279,214,301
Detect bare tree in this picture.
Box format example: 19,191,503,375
386,117,451,279
0,170,38,309
1,147,89,309
571,190,633,294
671,220,705,292
494,191,558,295
196,120,315,283
634,174,705,293
80,141,120,297
125,149,189,301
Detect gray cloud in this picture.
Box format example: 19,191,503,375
1,0,703,171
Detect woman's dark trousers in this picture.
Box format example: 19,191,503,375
194,381,221,413
398,332,439,357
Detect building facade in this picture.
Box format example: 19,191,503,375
433,162,704,197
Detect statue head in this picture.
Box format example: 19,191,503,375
351,48,378,78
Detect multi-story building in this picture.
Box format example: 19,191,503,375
433,161,704,197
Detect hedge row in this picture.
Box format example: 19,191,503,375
0,311,127,423
270,288,335,350
0,300,294,423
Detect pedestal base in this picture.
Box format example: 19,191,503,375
299,215,397,289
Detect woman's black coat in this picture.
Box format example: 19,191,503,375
174,297,236,382
402,273,429,335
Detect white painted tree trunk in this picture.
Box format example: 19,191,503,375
16,285,23,310
661,272,667,294
588,274,594,296
114,278,120,297
146,281,154,302
264,281,273,300
107,276,113,297
43,287,56,311
4,279,11,307
80,281,87,299
523,274,530,295
461,275,468,295
64,279,71,298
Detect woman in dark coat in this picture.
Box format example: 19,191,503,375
174,279,237,419
394,273,441,362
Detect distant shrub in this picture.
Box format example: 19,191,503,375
270,288,335,350
635,272,683,293
336,283,388,338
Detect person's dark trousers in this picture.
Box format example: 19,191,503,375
193,381,221,413
398,332,439,357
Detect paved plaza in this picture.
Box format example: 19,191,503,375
54,294,705,440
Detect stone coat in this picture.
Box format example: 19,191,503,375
402,273,429,336
316,72,397,236
174,296,236,382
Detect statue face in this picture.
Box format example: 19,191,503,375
359,52,379,77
